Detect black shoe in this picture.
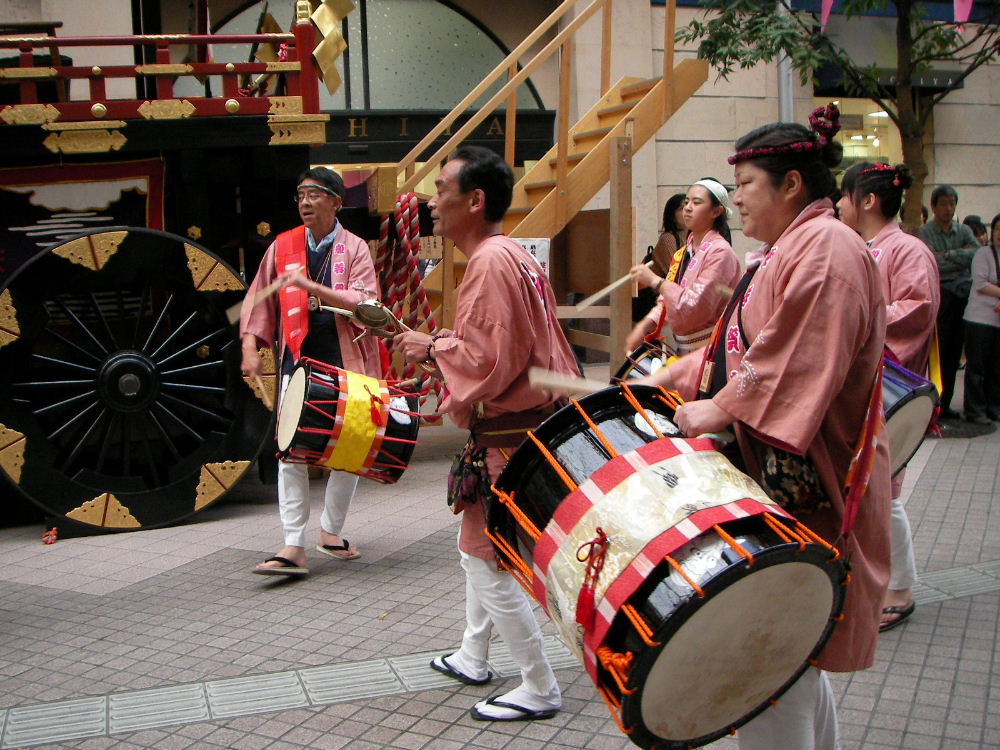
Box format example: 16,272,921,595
966,414,992,425
940,408,962,421
988,413,1000,421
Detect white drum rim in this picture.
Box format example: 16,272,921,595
634,561,836,743
276,366,309,452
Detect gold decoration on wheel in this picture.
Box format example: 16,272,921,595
194,460,252,511
137,99,197,120
0,289,20,347
66,493,141,528
53,231,127,271
0,425,26,484
0,103,60,125
256,221,272,237
184,245,244,291
187,226,202,241
243,347,277,410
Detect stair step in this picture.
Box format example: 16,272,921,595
619,77,660,100
505,205,531,215
547,151,587,166
597,101,636,119
524,179,557,192
573,126,613,143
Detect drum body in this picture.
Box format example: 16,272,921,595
614,339,675,382
275,358,418,484
883,358,937,476
488,384,847,750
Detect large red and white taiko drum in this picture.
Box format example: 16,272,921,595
276,357,419,484
487,383,848,750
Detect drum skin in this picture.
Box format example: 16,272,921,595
489,385,847,750
614,339,674,382
882,358,937,476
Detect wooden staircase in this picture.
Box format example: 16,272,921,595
505,64,707,239
385,0,707,357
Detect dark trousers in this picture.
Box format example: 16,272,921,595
938,289,968,412
963,321,1000,418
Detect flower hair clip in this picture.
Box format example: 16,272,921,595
860,162,901,186
728,103,841,165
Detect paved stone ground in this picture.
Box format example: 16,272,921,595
1,403,999,749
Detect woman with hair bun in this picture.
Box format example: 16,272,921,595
625,178,740,354
838,161,940,634
639,105,891,749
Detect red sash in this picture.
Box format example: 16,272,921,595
275,225,310,362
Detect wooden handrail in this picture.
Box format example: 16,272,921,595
398,0,609,194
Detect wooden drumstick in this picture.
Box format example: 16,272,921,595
575,260,654,312
226,277,284,325
253,374,273,410
528,367,608,397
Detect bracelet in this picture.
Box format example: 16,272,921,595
425,339,435,362
654,278,664,293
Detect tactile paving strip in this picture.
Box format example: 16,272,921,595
205,672,308,718
301,660,402,703
2,696,106,748
108,684,210,734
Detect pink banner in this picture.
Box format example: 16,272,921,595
821,0,835,31
954,0,973,23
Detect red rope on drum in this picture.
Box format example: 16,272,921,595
375,192,443,415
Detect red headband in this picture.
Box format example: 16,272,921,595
860,162,901,187
728,103,842,165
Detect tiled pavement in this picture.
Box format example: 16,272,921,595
1,401,999,749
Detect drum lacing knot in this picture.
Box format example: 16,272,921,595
575,528,609,632
596,646,635,695
364,384,385,426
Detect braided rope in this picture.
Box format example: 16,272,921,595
377,193,442,411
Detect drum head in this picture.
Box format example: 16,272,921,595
626,555,839,747
276,366,308,453
886,394,936,476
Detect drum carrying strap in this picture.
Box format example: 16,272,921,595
649,243,690,341
840,363,883,538
696,265,757,400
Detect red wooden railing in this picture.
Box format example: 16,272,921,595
0,16,322,122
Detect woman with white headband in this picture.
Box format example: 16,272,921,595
626,177,740,355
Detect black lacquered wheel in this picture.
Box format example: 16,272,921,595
0,228,275,530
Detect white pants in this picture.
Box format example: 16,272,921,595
737,667,840,750
277,460,358,548
456,547,560,706
276,373,358,548
888,495,918,591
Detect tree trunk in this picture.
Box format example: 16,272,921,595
894,0,927,235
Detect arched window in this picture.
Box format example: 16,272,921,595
203,0,545,110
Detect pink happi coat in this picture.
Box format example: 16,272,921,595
672,200,892,672
240,224,382,378
643,228,741,350
432,234,579,560
869,223,940,374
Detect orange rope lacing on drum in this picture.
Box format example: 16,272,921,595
620,383,663,439
620,604,660,647
572,399,618,458
484,526,534,591
526,431,578,491
596,646,636,695
375,192,442,411
494,489,542,542
663,555,705,598
655,387,684,410
594,683,634,735
712,524,755,566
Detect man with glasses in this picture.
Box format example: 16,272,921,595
240,167,382,576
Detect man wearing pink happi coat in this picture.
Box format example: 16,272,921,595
394,145,578,723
